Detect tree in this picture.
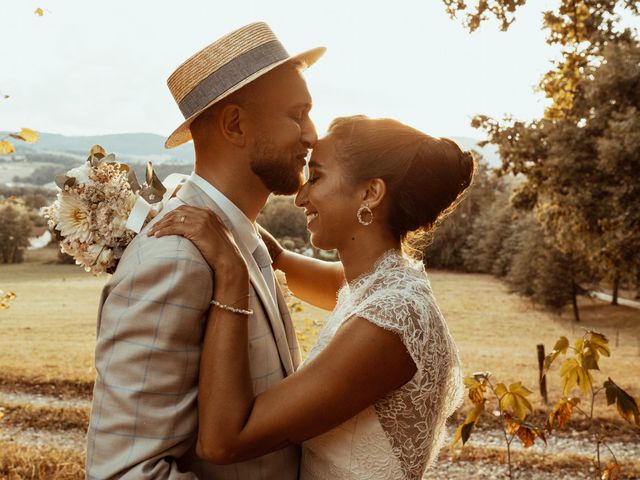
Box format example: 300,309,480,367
425,157,499,270
257,196,310,248
444,0,640,309
443,0,639,118
0,197,33,264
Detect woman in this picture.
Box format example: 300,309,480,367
148,115,474,479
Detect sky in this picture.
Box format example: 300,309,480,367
0,0,590,141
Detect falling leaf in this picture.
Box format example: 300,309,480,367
604,378,639,425
10,128,40,143
0,140,16,155
19,127,39,143
34,7,44,16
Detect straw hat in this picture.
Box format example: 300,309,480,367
165,22,325,148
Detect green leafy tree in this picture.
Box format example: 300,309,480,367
258,196,310,248
0,197,33,264
445,1,640,309
426,157,499,270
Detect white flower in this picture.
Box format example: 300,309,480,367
84,244,114,273
66,163,91,185
56,192,93,243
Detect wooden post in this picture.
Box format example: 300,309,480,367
537,344,548,404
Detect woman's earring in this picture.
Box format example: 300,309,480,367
357,204,373,226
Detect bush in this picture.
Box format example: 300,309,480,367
0,197,33,264
258,196,309,248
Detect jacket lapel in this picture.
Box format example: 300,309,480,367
176,179,294,375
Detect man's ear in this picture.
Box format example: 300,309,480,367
361,178,387,209
218,104,246,147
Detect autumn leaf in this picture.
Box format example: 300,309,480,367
34,7,44,16
547,397,580,431
496,382,533,420
560,357,592,396
464,377,487,405
0,140,16,155
453,401,485,446
586,331,610,358
0,291,17,309
503,412,546,448
543,336,569,374
601,462,620,480
604,378,639,425
12,127,40,143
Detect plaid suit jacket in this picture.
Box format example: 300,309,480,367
86,179,302,479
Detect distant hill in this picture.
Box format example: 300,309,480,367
2,132,501,168
4,132,195,164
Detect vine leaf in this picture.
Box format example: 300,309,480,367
464,377,487,405
546,397,580,432
453,401,485,446
601,462,620,480
559,357,592,396
543,336,569,374
496,382,533,420
604,378,639,425
504,412,546,448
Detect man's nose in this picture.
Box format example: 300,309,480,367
301,117,318,148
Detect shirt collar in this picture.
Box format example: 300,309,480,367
190,173,260,253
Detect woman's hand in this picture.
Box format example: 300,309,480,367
257,224,284,268
147,205,247,277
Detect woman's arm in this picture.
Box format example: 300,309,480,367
198,309,416,464
258,225,343,310
148,206,416,464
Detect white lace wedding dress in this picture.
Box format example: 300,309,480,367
299,250,464,480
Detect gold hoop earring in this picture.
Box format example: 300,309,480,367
357,204,373,226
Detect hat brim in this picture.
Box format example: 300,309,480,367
165,46,326,149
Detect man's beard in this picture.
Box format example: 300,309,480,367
250,137,304,195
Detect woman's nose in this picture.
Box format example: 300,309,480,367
295,182,308,207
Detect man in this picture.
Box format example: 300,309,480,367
86,22,325,479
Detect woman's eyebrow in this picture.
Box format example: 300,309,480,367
308,160,323,169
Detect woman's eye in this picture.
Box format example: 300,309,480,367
308,175,319,184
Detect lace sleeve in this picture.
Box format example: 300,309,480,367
346,276,432,370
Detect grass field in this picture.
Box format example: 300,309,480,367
2,246,638,405
1,246,639,478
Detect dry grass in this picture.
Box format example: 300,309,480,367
0,401,88,432
0,246,105,383
1,248,639,477
2,248,639,412
426,270,640,418
0,440,84,480
437,444,640,479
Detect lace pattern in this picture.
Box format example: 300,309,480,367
302,250,464,479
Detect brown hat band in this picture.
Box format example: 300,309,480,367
177,40,289,119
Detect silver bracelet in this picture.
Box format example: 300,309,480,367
210,299,253,316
